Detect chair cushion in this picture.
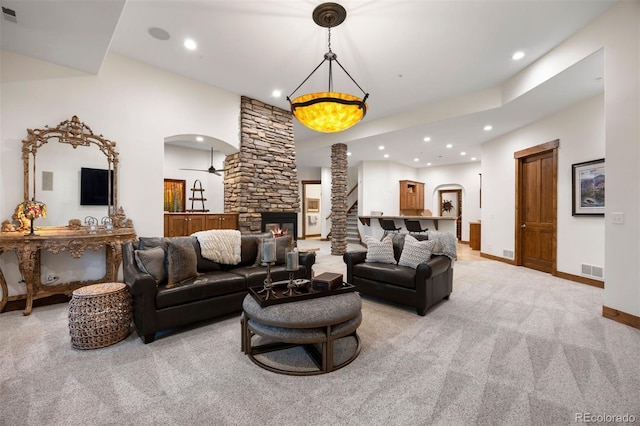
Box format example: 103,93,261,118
398,234,435,269
363,235,396,264
352,262,416,289
156,271,246,309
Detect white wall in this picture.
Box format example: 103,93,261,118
418,161,481,242
483,95,605,277
0,51,240,297
485,0,640,318
1,51,240,236
163,145,225,214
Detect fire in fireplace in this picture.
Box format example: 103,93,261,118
261,212,297,240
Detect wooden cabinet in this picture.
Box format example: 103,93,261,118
399,180,425,213
164,213,239,237
206,214,238,230
469,221,481,250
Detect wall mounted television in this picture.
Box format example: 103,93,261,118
80,167,114,206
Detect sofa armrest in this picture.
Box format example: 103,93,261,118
343,251,366,265
298,251,316,279
343,251,367,284
121,242,157,297
415,255,451,282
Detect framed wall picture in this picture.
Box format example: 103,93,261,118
572,159,605,216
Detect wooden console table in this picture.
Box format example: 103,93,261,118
0,227,136,315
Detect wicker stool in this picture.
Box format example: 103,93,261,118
68,282,132,350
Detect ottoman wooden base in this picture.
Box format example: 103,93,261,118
68,282,132,350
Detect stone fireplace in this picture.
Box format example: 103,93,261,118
224,96,300,235
261,212,297,240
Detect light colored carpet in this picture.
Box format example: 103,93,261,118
1,242,639,426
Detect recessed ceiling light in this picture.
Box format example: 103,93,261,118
423,137,431,142
379,145,385,150
427,162,432,166
272,90,282,97
347,151,352,156
484,125,493,131
446,144,453,148
184,38,197,50
460,152,466,156
384,154,389,158
414,158,419,162
512,51,525,61
196,136,204,142
148,27,170,41
471,157,477,161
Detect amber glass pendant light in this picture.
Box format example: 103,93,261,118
287,3,369,133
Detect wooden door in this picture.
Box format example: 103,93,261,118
515,141,558,274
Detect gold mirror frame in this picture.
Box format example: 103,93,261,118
22,115,129,228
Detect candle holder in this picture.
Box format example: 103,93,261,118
283,247,300,296
85,216,98,234
101,216,113,233
256,261,276,300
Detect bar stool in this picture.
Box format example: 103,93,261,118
404,219,428,234
378,218,401,236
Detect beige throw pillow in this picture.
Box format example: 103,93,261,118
398,234,435,269
364,235,397,264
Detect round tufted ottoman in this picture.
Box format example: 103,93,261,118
241,292,362,375
68,282,132,350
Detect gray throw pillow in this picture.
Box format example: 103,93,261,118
364,235,397,264
398,234,435,269
134,246,166,285
166,239,198,286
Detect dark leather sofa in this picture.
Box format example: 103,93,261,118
343,233,452,316
122,233,315,343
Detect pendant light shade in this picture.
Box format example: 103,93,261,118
290,92,367,133
287,3,369,133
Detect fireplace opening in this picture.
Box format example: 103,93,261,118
261,212,297,240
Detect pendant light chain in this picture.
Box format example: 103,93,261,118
327,27,333,92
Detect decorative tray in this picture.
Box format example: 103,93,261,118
248,280,355,307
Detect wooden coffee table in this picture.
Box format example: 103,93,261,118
241,291,362,375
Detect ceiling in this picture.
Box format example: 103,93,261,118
1,0,613,168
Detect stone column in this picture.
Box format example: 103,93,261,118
224,96,298,234
331,143,348,255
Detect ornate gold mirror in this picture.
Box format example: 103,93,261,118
20,115,129,229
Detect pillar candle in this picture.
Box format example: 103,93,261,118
262,240,276,263
286,249,299,271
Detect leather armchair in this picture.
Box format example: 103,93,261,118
343,234,452,315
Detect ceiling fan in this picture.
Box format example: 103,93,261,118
180,147,223,176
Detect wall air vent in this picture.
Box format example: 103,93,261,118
503,249,514,259
581,263,604,279
2,6,17,23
